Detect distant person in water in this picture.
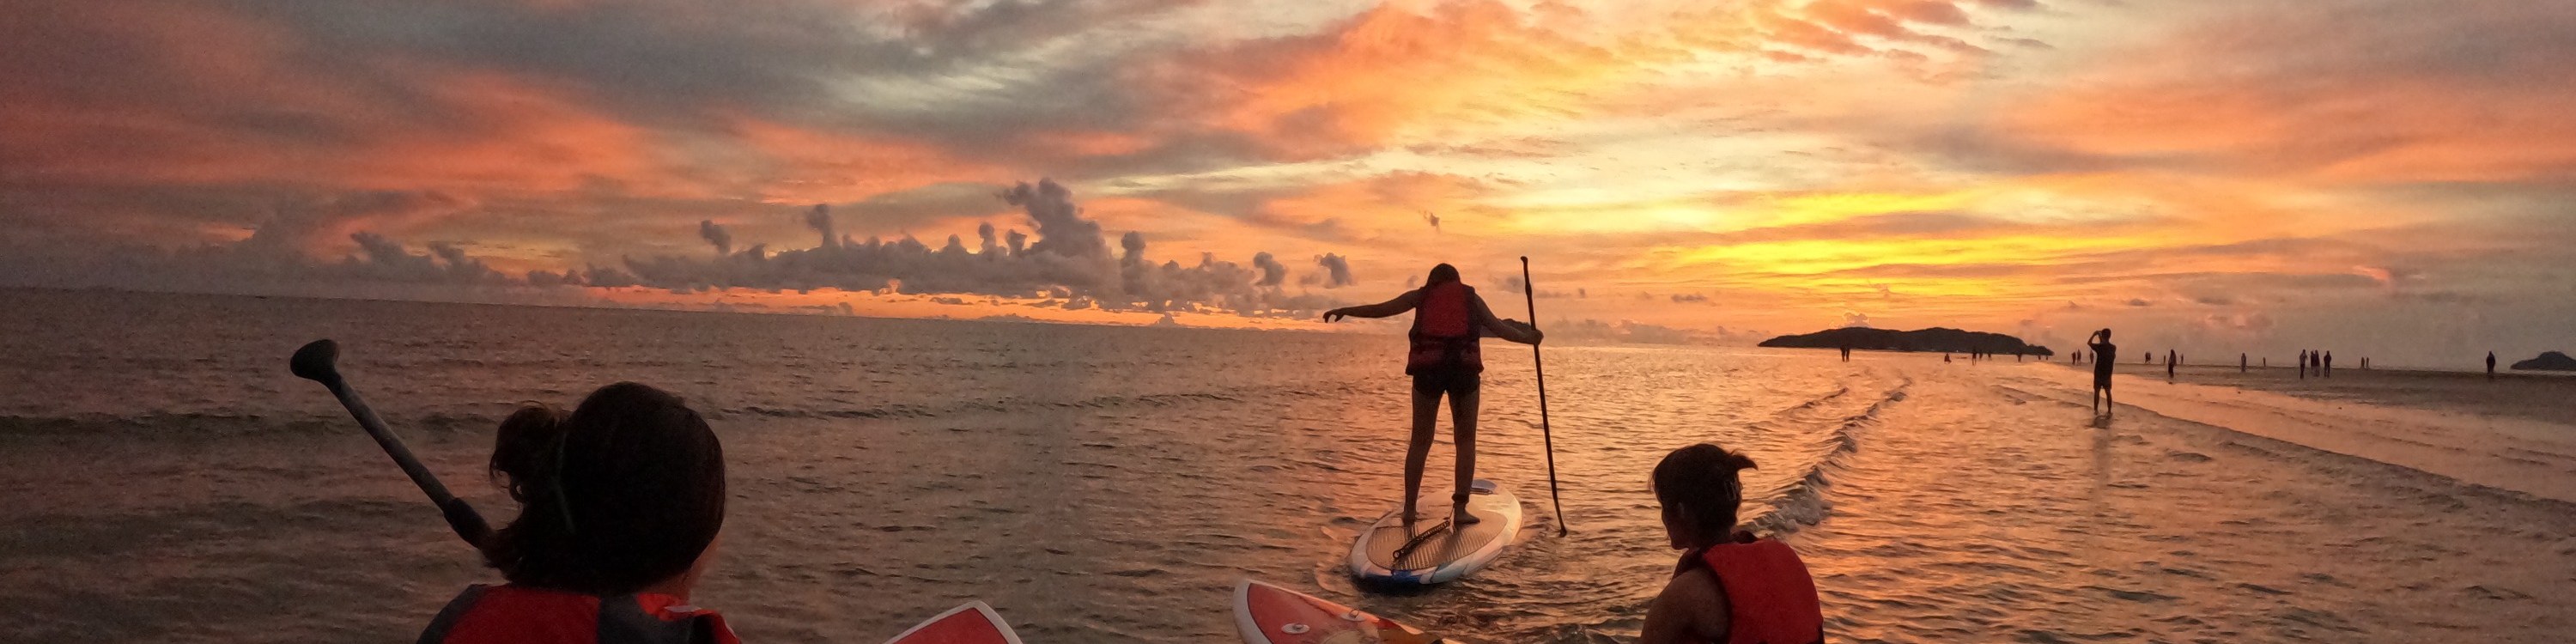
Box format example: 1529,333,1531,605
2324,351,2333,378
2240,353,2248,373
2299,350,2309,379
1324,263,1541,528
2087,330,2117,417
1640,444,1825,644
422,383,738,644
2489,351,2498,380
1840,345,1851,361
2166,350,2177,380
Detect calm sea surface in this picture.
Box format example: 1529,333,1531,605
2,289,2569,642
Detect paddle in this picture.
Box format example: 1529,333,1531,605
1519,257,1569,536
291,338,495,549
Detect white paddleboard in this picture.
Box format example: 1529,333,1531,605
1346,478,1522,584
1233,579,1443,644
883,601,1024,644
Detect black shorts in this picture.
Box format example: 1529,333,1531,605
1413,369,1480,398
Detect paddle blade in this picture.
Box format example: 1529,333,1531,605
290,339,341,382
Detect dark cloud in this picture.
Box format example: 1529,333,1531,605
1251,252,1288,287
611,179,1347,313
1314,253,1355,289
697,220,732,256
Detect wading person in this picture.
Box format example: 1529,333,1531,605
421,383,738,644
2088,329,2117,418
1324,263,1542,528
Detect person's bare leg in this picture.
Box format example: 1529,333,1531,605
1449,385,1482,525
1405,386,1440,528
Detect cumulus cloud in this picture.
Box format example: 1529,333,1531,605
1843,311,1872,328
1314,253,1355,288
1252,252,1288,287
609,179,1348,314
804,205,837,250
698,220,733,256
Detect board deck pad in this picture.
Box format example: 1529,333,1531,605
1234,579,1440,644
1347,479,1522,584
882,601,1023,644
1363,508,1512,570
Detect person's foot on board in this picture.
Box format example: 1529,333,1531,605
1450,493,1482,525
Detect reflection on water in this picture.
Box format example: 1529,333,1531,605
2,289,2572,642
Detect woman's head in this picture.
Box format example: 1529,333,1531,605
1425,263,1461,286
1650,443,1759,549
484,382,726,596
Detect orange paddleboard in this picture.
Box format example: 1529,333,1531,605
1232,579,1443,644
883,601,1023,644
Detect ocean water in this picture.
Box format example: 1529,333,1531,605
2,288,2571,643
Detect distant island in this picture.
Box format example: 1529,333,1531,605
1759,326,2053,356
2511,351,2576,371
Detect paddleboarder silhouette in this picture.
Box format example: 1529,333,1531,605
1326,263,1542,528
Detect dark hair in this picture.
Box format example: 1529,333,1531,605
1425,263,1461,286
1651,443,1759,544
483,382,726,595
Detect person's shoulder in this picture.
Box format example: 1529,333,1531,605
1663,566,1730,636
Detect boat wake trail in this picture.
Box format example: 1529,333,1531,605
1742,379,1911,537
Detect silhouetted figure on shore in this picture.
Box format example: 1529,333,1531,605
2240,353,2247,373
2324,351,2333,378
1840,345,1851,361
2298,350,2309,379
2488,352,2498,380
2166,349,2177,380
2088,330,2117,419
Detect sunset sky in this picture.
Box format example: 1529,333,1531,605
5,0,2572,366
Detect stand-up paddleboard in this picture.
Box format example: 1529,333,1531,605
884,601,1023,644
1234,579,1442,644
1347,478,1522,585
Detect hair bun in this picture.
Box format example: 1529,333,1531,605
489,404,568,503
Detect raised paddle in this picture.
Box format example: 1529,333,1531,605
291,338,494,549
1520,257,1568,536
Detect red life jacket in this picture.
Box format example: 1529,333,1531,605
1406,282,1484,374
418,585,740,644
1675,538,1825,644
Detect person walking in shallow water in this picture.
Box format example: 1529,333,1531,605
1324,263,1541,529
2166,350,2177,380
2489,351,2499,380
2087,330,2117,418
2324,351,2333,378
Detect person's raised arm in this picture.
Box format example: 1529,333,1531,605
1468,290,1542,344
1323,289,1422,322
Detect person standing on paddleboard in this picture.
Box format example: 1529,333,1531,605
1641,443,1825,644
420,382,741,644
1324,263,1542,529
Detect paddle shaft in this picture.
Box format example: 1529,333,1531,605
1519,257,1569,536
297,341,493,548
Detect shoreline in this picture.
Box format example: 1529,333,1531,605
2063,361,2576,428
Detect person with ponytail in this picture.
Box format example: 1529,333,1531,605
1642,443,1824,644
1323,263,1542,528
419,382,738,644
